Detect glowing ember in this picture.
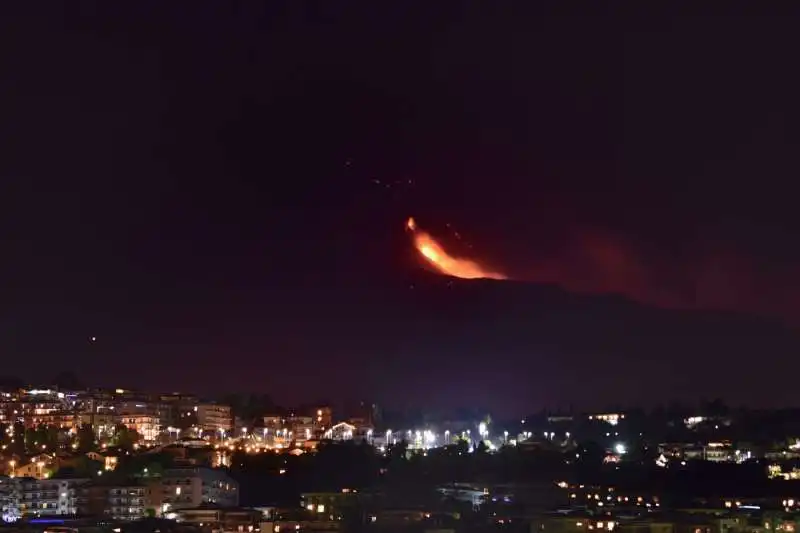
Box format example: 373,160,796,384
405,217,506,280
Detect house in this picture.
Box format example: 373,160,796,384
86,451,119,471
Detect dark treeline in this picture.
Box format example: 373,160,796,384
228,438,800,508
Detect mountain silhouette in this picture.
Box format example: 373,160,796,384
351,269,799,412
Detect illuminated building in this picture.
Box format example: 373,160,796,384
17,389,75,429
0,476,22,523
11,455,53,480
324,422,356,441
0,393,17,425
78,483,149,520
29,411,79,430
348,401,380,428
85,451,119,471
301,491,360,517
768,465,800,480
695,442,733,462
533,514,617,533
196,403,232,433
157,393,199,429
117,413,160,442
75,391,119,437
116,401,162,441
287,415,314,443
175,507,262,531
313,407,332,431
149,467,238,511
263,415,284,431
212,450,231,468
79,412,115,438
587,413,625,426
684,416,706,428
437,484,486,509
18,478,90,516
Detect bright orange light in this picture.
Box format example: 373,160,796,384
406,217,505,280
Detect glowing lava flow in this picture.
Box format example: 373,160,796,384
406,217,506,280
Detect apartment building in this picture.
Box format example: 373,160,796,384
157,393,199,430
79,482,149,520
196,404,232,434
313,406,333,431
18,477,90,516
0,476,22,522
116,401,162,442
5,389,78,429
150,467,238,512
175,506,262,530
288,416,314,443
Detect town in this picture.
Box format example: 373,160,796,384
1,382,799,533
5,0,799,532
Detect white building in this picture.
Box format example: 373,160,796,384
0,476,22,522
19,477,90,516
703,443,733,462
588,413,625,426
196,404,232,433
324,422,355,441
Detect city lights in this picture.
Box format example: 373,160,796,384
1,380,798,527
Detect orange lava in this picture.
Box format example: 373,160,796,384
405,217,506,280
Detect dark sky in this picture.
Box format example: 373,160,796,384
2,4,800,415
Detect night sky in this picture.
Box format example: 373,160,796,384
2,4,800,414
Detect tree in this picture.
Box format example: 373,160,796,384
476,440,489,454
143,461,164,477
57,455,103,478
453,439,469,455
10,422,25,455
77,424,97,452
577,440,606,467
37,424,60,451
25,426,38,451
113,424,140,449
387,439,409,462
628,440,659,465
23,424,59,452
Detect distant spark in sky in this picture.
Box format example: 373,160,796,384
406,217,506,280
